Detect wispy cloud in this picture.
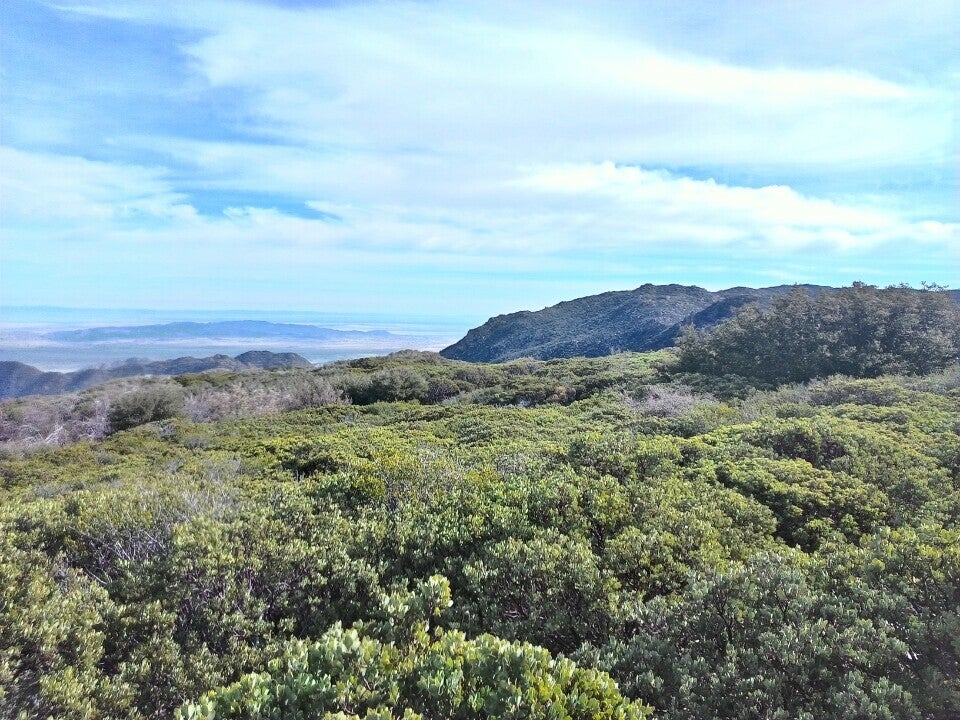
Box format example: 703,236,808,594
0,147,198,227
173,0,948,166
3,0,957,313
515,163,958,251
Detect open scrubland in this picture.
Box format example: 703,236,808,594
1,285,959,719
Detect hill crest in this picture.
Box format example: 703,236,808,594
441,283,957,362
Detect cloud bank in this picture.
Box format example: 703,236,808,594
2,0,957,314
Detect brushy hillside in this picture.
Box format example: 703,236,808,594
679,283,960,385
1,335,958,718
441,282,960,363
0,351,667,454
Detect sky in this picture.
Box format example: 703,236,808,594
1,0,958,318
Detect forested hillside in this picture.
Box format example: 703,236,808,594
1,291,959,719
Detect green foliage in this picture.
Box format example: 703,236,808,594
179,576,652,720
340,367,431,404
715,456,887,548
460,530,618,652
108,387,186,433
0,548,135,719
679,284,960,386
586,552,922,720
1,350,959,719
724,416,947,523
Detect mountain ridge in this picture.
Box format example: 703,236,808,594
441,283,959,362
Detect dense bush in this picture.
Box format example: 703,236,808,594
108,386,186,432
0,352,664,456
679,283,960,385
1,353,958,718
180,577,652,720
585,552,922,720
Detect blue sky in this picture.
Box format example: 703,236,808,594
1,0,957,317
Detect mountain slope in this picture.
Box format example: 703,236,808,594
440,284,950,362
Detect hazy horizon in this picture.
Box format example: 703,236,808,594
0,305,481,330
0,306,478,371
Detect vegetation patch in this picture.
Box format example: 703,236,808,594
1,297,958,718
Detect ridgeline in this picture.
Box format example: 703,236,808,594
441,282,960,362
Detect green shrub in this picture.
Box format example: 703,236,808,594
679,284,960,385
588,553,921,720
179,577,652,720
2,350,958,720
108,387,185,433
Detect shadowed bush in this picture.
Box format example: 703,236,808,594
108,387,186,433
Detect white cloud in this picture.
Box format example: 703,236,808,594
38,1,955,202
8,2,957,311
154,0,947,168
0,147,197,226
515,162,958,251
4,144,955,266
55,1,948,165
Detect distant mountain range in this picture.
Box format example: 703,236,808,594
441,284,960,363
0,351,312,400
45,320,393,342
